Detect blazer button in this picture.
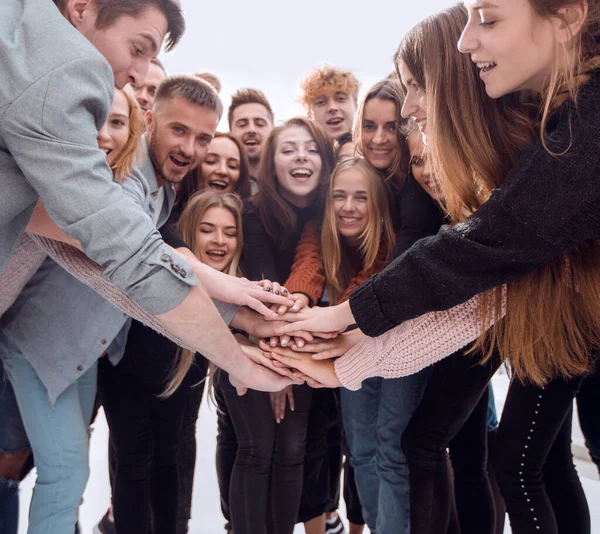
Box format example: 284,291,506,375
179,269,187,277
77,365,83,372
151,191,158,197
161,253,172,263
171,264,181,274
101,339,107,345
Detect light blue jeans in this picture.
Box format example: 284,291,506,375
340,370,431,534
2,342,96,534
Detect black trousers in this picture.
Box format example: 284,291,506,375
216,372,311,534
495,370,592,534
298,388,365,525
576,360,600,475
401,349,499,534
97,321,208,534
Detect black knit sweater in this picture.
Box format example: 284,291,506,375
350,68,600,337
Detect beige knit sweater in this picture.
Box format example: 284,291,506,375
334,292,505,390
0,233,191,349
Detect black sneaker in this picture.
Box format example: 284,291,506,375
93,511,116,534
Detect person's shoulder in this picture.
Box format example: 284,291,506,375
1,0,108,95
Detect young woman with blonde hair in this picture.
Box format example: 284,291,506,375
273,2,600,532
280,80,441,534
216,117,334,534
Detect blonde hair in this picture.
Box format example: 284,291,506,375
161,191,243,398
110,86,145,183
321,157,395,305
397,4,600,386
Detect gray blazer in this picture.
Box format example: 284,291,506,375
0,0,194,315
0,139,238,403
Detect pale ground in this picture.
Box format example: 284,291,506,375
18,372,600,534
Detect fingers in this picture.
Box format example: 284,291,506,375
287,388,295,412
312,349,339,360
229,375,248,396
280,335,291,347
293,336,305,348
244,298,279,320
274,319,317,335
252,290,295,307
277,391,286,421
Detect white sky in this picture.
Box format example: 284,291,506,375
161,0,453,130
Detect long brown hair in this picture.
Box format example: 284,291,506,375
253,117,335,248
162,192,243,398
353,79,410,194
396,4,600,385
175,132,252,214
321,157,395,305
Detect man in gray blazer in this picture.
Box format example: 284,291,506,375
0,0,294,392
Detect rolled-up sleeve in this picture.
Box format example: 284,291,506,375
1,55,195,315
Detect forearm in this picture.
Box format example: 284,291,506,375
156,284,253,378
336,292,502,390
26,201,82,250
350,200,559,337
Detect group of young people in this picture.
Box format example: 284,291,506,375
1,1,600,534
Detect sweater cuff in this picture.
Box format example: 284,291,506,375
334,339,380,391
349,277,397,337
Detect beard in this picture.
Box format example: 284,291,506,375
147,133,192,186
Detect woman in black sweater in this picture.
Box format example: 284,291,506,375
273,3,600,533
216,117,335,534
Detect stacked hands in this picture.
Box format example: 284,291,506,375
236,278,364,413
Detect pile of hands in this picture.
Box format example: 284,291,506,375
235,279,365,419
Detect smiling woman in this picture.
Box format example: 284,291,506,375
210,117,335,534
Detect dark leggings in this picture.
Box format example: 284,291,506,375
576,362,600,475
448,386,496,534
215,376,237,531
495,371,592,534
298,388,364,526
216,372,311,534
98,327,208,534
401,349,499,534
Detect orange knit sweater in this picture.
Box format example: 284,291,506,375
284,219,391,305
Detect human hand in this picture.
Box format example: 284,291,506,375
269,385,295,423
273,293,310,316
258,340,342,388
231,308,315,343
271,301,355,336
181,262,297,319
289,329,365,360
229,343,303,395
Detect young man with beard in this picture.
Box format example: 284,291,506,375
1,0,291,399
134,57,168,114
95,77,293,534
228,88,275,192
299,66,360,141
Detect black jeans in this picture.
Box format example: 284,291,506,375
176,362,206,534
448,386,495,534
298,388,364,525
216,372,311,534
215,374,237,531
401,349,499,534
495,370,592,534
576,361,600,475
97,323,208,534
